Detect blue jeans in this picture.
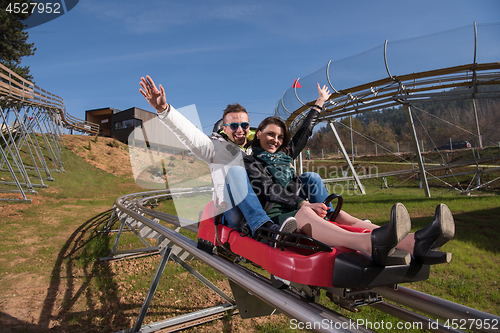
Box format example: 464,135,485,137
222,166,270,237
298,172,334,211
222,168,332,236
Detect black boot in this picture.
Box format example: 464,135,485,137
371,203,411,266
413,204,455,265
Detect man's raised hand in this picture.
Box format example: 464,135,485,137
140,75,168,113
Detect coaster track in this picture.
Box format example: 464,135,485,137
0,63,99,135
106,188,500,333
274,23,500,197
275,23,500,130
0,63,100,201
280,62,500,130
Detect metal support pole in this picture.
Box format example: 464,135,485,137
0,144,30,201
0,108,18,166
170,254,235,304
105,207,117,231
125,220,155,248
328,120,365,194
36,112,60,171
0,107,34,191
472,99,483,149
132,246,172,332
350,116,354,164
404,105,431,197
298,151,303,175
13,106,46,186
111,216,126,253
477,167,481,187
28,110,54,180
471,22,483,149
44,113,64,170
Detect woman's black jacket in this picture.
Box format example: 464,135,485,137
243,108,320,213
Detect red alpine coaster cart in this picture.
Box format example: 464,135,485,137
196,193,430,301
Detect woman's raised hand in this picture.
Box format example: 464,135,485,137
316,83,331,107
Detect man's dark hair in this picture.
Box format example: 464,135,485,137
222,103,248,122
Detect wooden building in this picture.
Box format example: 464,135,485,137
85,107,156,143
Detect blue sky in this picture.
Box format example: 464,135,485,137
21,0,500,134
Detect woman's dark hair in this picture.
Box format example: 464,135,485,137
251,116,291,154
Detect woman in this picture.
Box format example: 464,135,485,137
244,112,455,266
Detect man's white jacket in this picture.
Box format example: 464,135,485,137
157,105,250,204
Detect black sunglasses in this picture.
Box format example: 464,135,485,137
223,122,250,131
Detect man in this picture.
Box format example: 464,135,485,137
139,75,298,239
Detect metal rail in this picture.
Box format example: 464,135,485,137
109,189,500,332
280,62,500,130
111,189,376,333
323,155,500,181
374,286,500,333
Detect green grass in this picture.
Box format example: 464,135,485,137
321,186,500,332
1,139,499,332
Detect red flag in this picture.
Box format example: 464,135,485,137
292,79,302,88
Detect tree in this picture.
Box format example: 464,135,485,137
0,0,36,81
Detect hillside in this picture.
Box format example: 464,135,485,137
62,135,135,177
